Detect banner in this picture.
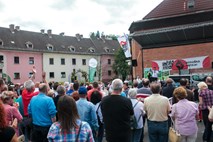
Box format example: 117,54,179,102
152,56,210,71
89,58,98,82
89,67,96,82
117,34,131,58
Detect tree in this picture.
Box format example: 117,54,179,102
112,48,130,81
89,32,96,39
96,31,100,38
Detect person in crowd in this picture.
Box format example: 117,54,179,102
1,91,23,136
64,81,70,92
123,81,129,97
22,80,39,141
52,82,59,97
101,78,134,142
47,95,94,142
90,90,104,142
144,82,171,142
137,78,152,98
28,83,57,142
173,78,194,104
53,85,66,120
162,78,175,99
71,81,80,101
206,76,213,90
0,101,18,142
129,88,144,142
133,80,139,89
76,86,99,141
87,81,103,101
66,83,74,96
199,78,213,142
136,78,152,142
171,87,199,142
0,78,5,93
47,89,55,98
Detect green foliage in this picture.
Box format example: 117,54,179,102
112,48,130,81
90,32,96,39
96,31,100,38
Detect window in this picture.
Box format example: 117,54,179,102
61,72,66,78
29,72,33,78
88,47,95,53
49,72,54,78
0,39,3,46
25,41,33,49
108,59,111,65
94,71,96,77
0,69,2,73
14,73,20,79
29,57,34,64
82,59,86,65
187,0,195,9
49,58,54,65
61,58,65,65
108,70,111,76
0,55,3,63
69,46,75,52
14,56,19,64
47,44,54,51
72,58,76,65
104,47,110,52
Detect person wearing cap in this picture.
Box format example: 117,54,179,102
76,86,99,141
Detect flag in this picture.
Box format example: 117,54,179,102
117,34,131,58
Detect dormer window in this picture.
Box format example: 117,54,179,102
25,41,33,49
46,44,54,51
187,0,195,9
68,46,75,52
104,47,110,53
88,47,95,53
0,39,3,46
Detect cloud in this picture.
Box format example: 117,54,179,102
51,0,76,10
0,1,5,11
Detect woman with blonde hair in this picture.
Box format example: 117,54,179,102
0,101,18,142
1,91,23,136
171,87,199,142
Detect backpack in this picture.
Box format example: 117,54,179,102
96,103,103,126
130,101,142,130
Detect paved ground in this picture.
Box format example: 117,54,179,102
103,120,205,142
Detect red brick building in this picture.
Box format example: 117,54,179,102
129,0,213,78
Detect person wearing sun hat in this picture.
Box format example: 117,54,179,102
76,86,99,141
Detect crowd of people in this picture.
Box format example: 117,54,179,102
0,70,213,142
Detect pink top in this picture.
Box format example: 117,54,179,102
171,99,198,136
4,104,23,124
4,104,23,135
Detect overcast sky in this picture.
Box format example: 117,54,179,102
0,0,163,37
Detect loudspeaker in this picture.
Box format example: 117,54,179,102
212,62,213,69
132,59,137,67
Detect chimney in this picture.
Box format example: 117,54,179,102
15,26,20,31
9,24,15,33
76,33,83,41
47,29,52,38
59,32,64,36
40,29,45,34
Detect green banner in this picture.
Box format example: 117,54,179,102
89,67,96,82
